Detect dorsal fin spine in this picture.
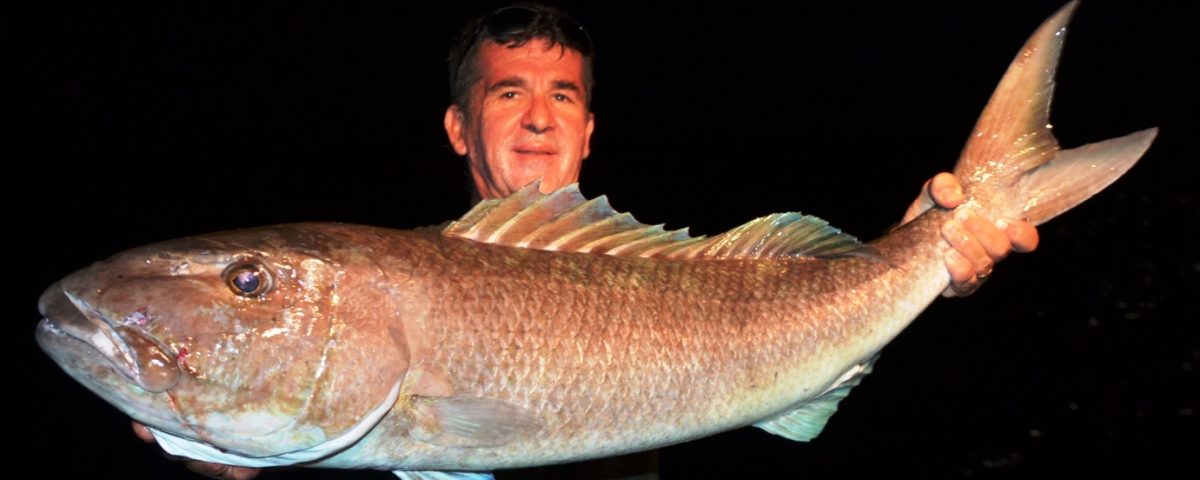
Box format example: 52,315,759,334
444,184,868,262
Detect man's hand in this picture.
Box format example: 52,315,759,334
902,173,1039,297
132,422,261,480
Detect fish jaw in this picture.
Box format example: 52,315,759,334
35,238,330,457
35,283,185,434
36,224,415,462
37,282,181,393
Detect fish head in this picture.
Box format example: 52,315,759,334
35,225,408,460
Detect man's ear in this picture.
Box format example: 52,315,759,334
582,112,595,159
444,105,468,156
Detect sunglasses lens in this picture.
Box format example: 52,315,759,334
487,7,538,37
485,6,592,55
558,18,591,55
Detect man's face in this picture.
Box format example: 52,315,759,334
445,38,595,199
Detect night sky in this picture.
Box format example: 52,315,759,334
19,1,1197,478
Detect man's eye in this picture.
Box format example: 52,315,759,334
553,93,572,102
501,91,519,99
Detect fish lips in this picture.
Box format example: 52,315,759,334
36,283,181,393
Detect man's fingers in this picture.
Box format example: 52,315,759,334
216,465,261,480
901,178,938,225
942,219,993,277
185,461,231,479
942,249,980,297
131,422,155,443
910,173,1040,299
962,213,1012,262
928,172,965,208
903,173,965,226
136,421,261,480
186,461,261,480
1001,219,1040,253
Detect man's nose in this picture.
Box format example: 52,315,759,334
522,96,553,134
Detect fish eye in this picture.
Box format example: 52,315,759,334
223,263,270,297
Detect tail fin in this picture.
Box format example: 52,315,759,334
954,1,1157,226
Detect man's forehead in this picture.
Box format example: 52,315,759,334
476,39,586,83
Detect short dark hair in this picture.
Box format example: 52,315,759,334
448,3,594,115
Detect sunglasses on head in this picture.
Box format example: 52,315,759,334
483,5,593,56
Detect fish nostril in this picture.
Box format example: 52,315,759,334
122,307,154,328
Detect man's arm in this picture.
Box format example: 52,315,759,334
904,173,1040,297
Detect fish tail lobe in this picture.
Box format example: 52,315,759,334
952,1,1156,226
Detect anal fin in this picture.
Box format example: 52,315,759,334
754,357,877,442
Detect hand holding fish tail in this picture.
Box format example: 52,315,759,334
132,422,260,480
901,172,1040,297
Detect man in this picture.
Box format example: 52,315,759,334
443,4,596,204
442,4,1036,294
135,4,1037,478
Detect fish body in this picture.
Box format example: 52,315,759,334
35,2,1157,478
38,213,927,469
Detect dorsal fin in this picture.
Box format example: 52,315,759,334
443,183,871,261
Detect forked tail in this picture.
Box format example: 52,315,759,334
953,1,1156,225
752,2,1157,445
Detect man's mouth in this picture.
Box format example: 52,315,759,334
513,146,556,156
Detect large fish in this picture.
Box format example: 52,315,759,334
36,3,1156,479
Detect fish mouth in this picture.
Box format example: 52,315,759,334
36,283,181,393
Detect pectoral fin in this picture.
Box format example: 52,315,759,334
755,358,876,442
410,395,542,448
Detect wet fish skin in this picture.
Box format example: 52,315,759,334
36,216,916,470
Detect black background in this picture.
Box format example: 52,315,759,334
18,1,1197,478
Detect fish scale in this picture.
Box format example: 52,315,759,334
316,225,923,470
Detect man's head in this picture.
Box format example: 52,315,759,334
444,4,596,199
